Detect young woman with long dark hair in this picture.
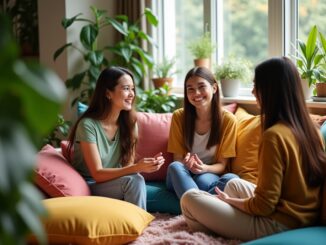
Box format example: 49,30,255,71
181,57,326,241
166,66,238,199
67,67,164,210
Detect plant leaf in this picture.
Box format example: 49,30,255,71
53,43,72,61
62,13,82,28
80,25,98,50
144,8,158,26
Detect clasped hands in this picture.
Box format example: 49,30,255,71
182,152,207,174
136,152,165,173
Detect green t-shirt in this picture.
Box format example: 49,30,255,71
72,118,121,182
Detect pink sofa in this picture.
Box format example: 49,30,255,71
34,112,181,214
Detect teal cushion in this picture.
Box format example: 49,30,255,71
77,102,88,117
243,226,326,245
146,181,180,214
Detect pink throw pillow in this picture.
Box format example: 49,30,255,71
223,102,238,114
35,144,90,197
136,112,173,181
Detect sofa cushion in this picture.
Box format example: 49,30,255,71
136,112,173,181
35,144,90,197
28,196,154,245
231,107,260,184
146,181,180,215
242,226,326,245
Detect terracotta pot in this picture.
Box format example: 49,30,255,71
316,82,326,97
194,58,211,69
152,77,173,89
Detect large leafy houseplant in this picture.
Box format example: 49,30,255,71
0,14,66,245
293,25,324,87
54,6,157,105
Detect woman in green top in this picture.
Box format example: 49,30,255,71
181,57,326,241
67,67,165,210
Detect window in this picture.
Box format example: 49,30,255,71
298,0,326,39
153,0,322,96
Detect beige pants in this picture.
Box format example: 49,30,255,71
181,178,288,241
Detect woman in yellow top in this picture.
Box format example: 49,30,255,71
181,57,326,241
166,66,239,199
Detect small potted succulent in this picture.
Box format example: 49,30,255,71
188,32,216,69
152,57,178,89
215,57,252,97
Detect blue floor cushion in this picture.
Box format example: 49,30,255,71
243,226,326,245
146,181,181,214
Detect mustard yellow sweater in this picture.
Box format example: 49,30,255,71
244,123,321,228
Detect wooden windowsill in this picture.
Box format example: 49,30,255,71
222,96,326,115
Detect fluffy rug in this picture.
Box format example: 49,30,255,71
131,213,241,245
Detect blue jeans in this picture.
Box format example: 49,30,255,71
88,173,147,210
166,161,239,199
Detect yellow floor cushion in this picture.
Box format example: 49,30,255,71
28,196,154,245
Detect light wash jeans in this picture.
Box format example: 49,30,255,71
88,173,147,210
166,161,239,199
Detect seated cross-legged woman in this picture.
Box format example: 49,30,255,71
67,67,165,210
166,66,239,199
181,57,326,241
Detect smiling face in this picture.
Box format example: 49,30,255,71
186,75,217,110
106,74,135,112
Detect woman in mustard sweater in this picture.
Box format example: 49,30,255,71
166,66,238,199
181,57,326,241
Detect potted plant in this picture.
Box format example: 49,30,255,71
215,57,252,97
314,30,326,97
152,57,178,89
293,25,324,99
136,84,178,113
188,32,216,69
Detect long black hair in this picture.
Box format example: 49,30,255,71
254,57,326,187
183,66,222,151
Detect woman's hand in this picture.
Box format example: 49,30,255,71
186,154,207,174
135,152,165,173
215,187,230,202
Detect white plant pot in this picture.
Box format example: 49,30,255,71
220,79,240,97
301,78,314,100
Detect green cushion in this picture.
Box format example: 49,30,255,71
243,226,326,245
146,181,180,214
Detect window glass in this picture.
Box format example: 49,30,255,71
223,0,268,87
175,0,204,87
298,0,326,40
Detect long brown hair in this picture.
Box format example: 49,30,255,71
67,66,137,166
254,57,326,187
183,66,222,151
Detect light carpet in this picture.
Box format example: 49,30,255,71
131,213,241,245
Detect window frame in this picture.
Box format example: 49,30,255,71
152,0,299,97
